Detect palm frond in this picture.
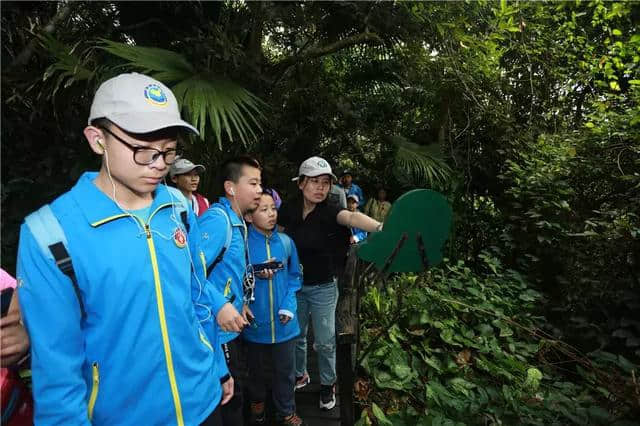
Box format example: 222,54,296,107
99,40,266,148
37,34,97,99
391,135,452,188
98,39,194,82
36,38,266,148
172,77,267,148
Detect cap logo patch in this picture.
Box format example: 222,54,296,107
144,84,168,106
317,160,327,167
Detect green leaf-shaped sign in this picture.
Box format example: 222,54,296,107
357,189,452,272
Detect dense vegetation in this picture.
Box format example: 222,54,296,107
2,1,639,423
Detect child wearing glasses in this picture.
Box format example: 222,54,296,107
243,190,304,426
16,73,236,425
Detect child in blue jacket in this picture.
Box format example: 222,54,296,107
243,189,305,426
17,73,234,426
347,194,368,243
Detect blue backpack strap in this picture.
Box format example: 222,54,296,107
166,186,191,232
24,205,86,319
206,207,232,276
278,232,292,265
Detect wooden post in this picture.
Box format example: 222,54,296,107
336,245,359,425
416,232,430,270
338,234,411,424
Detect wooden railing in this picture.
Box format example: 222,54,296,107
336,245,362,426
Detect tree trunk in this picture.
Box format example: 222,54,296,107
246,1,265,74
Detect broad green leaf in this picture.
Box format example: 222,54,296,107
524,367,543,390
371,403,393,426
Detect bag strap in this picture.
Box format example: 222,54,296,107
278,232,292,265
24,205,86,319
206,207,232,276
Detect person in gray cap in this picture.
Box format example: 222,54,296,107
171,157,210,216
278,156,382,411
16,73,244,426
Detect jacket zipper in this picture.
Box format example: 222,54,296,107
265,237,275,343
91,203,185,425
144,205,185,426
199,251,207,278
87,362,100,421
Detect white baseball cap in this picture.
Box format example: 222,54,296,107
88,73,199,135
292,156,337,182
169,158,206,178
347,194,359,203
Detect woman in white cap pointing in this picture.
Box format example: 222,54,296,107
277,156,382,411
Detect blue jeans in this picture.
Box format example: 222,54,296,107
295,280,339,386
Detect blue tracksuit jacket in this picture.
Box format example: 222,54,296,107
17,172,228,426
242,226,302,344
198,197,247,344
351,227,368,243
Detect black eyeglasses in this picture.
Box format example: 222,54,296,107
100,127,180,166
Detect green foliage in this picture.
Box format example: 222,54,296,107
97,40,268,148
170,76,266,149
99,39,195,81
357,254,639,424
38,33,97,98
392,136,452,189
2,2,640,421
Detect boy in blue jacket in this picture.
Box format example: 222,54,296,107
243,189,305,426
198,156,262,425
16,73,242,426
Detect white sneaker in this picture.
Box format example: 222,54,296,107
295,372,310,390
319,384,336,410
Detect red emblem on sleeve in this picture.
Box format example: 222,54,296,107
174,228,187,248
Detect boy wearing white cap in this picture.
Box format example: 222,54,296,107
17,73,244,425
170,158,210,216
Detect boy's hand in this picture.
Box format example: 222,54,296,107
242,304,254,323
221,376,234,405
0,310,29,367
255,257,276,280
216,303,247,332
0,294,30,367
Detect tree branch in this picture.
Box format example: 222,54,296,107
272,31,383,72
7,2,73,71
118,18,165,32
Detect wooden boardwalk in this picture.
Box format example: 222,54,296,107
295,349,341,426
